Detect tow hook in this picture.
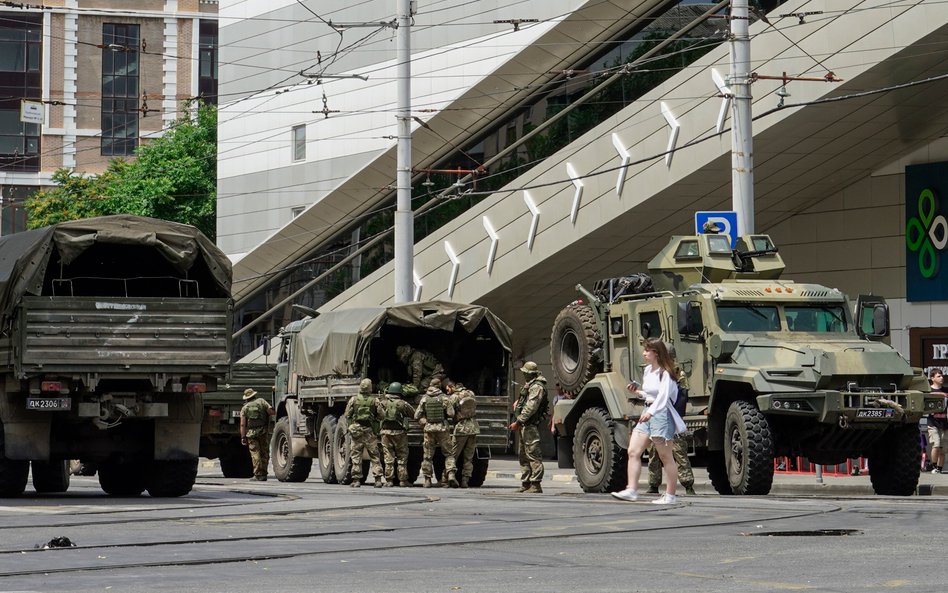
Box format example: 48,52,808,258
839,415,849,429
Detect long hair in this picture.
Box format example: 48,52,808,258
644,337,676,379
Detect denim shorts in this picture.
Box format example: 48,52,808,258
634,408,676,442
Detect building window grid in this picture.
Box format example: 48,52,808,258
0,13,42,172
198,20,218,105
292,124,306,161
101,23,140,156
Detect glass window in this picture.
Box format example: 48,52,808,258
0,14,42,171
101,23,140,156
716,304,780,332
674,240,699,258
708,234,732,254
198,20,218,104
292,125,306,161
785,305,848,333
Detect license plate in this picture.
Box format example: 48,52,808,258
26,397,72,411
855,408,894,419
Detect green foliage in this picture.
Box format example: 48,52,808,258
24,101,218,238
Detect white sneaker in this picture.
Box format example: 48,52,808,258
611,488,638,502
651,493,678,505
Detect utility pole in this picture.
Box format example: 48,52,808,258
393,0,414,303
730,0,754,235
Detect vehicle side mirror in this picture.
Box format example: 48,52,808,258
855,295,889,340
871,304,888,336
261,337,272,357
677,302,704,336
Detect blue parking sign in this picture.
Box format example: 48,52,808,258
695,211,738,248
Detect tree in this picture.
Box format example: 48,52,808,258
25,101,218,239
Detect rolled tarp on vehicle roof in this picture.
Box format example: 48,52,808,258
295,300,513,378
0,214,232,322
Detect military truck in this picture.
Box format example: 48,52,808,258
270,301,512,485
0,215,232,497
551,232,938,496
200,363,276,478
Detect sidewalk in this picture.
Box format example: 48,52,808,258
485,456,947,496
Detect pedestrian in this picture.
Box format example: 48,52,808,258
927,369,946,474
343,378,384,488
646,435,696,495
239,388,275,481
377,382,416,487
509,361,548,493
414,378,458,488
611,338,686,504
447,380,480,488
550,383,571,460
396,344,444,391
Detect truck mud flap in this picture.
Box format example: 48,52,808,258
154,421,200,460
0,421,50,460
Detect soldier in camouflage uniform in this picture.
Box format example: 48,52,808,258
377,382,416,487
343,378,383,488
396,344,444,391
646,435,696,495
447,381,480,488
413,378,458,488
240,388,275,481
509,361,548,493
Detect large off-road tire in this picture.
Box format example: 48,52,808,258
332,420,354,484
467,453,489,487
868,424,921,496
572,407,627,493
98,462,146,496
146,459,198,497
32,460,70,493
220,441,254,478
317,415,338,484
551,304,603,394
272,417,312,482
724,400,774,495
0,458,29,497
707,450,733,495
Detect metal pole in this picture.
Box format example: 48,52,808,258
730,0,754,235
393,0,414,303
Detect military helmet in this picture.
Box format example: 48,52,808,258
386,382,403,395
520,361,540,374
359,378,373,392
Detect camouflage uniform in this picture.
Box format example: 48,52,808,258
397,345,444,391
514,363,548,493
240,396,273,480
647,434,695,493
448,383,480,488
413,379,458,487
343,379,383,487
377,382,416,486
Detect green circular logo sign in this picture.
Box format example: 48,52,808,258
906,189,948,279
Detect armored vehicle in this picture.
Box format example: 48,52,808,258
551,232,937,496
0,215,232,497
270,301,512,485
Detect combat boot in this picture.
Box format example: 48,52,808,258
684,484,696,496
374,477,383,488
447,473,459,488
516,482,530,493
423,477,433,488
526,481,543,494
646,485,659,494
351,480,361,488
460,477,469,488
383,481,395,487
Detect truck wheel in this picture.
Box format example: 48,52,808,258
869,424,921,496
98,462,146,496
317,415,338,484
332,420,354,484
551,304,603,394
146,459,198,497
724,400,774,495
0,458,29,497
32,460,70,493
572,407,627,493
468,454,489,487
220,442,253,478
706,450,733,495
272,417,312,482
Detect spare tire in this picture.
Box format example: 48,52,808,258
550,304,603,394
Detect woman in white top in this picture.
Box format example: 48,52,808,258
611,338,686,504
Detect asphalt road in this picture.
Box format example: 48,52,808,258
0,459,946,593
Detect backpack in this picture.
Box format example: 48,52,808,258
382,398,409,430
353,394,375,425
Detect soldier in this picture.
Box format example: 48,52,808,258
239,388,275,481
414,377,458,488
447,381,480,488
343,378,383,488
646,436,696,495
509,361,548,493
396,344,444,391
377,382,416,487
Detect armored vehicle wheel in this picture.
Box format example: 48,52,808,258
146,459,198,497
572,407,627,493
550,304,603,394
868,424,921,496
332,420,354,484
32,460,70,493
724,400,774,495
468,454,489,487
272,417,312,482
98,462,146,496
706,450,733,495
317,415,338,484
219,442,253,478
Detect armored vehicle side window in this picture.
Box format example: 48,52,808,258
716,304,780,332
675,240,699,259
785,305,847,333
707,234,731,254
639,311,663,338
